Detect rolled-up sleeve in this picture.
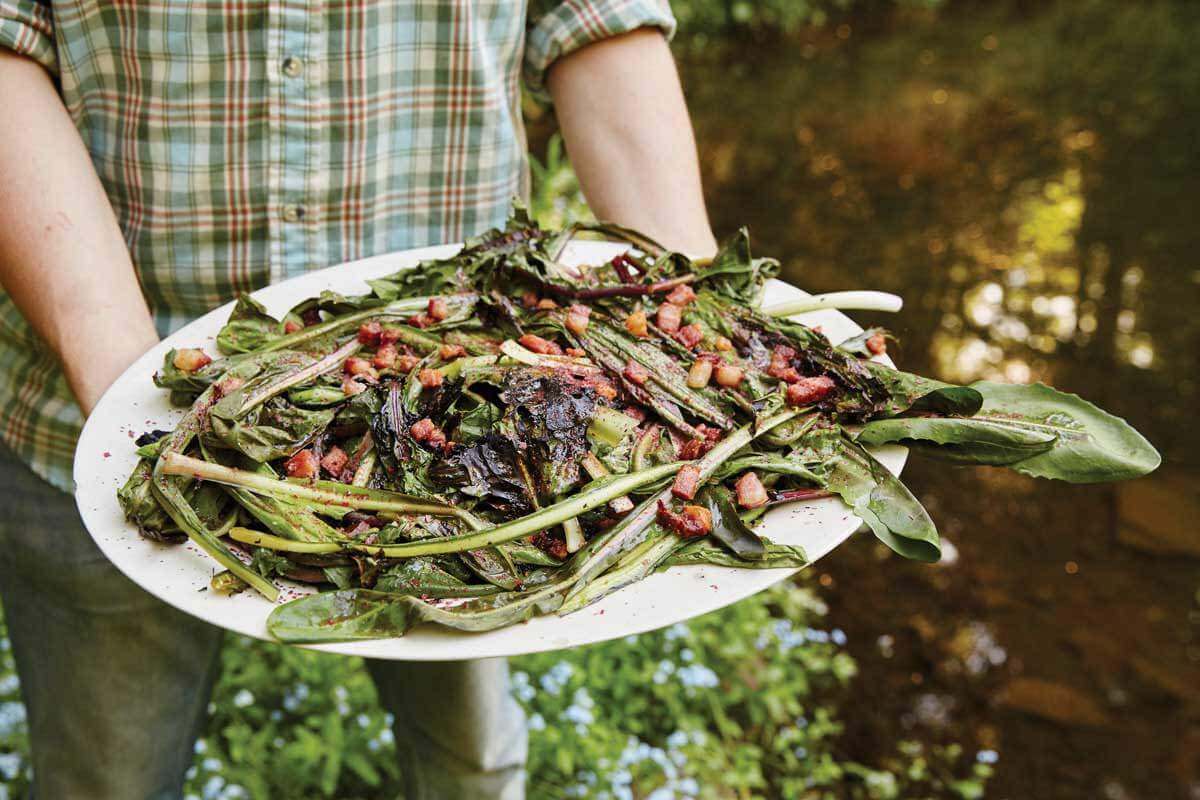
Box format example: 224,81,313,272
0,0,57,75
524,0,676,100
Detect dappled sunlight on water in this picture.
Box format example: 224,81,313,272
678,2,1200,797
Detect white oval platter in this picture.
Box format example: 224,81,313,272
74,240,904,660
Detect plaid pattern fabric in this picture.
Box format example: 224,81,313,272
0,0,675,492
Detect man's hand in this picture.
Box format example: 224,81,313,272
0,51,159,417
547,28,718,258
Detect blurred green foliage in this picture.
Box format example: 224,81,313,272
669,0,944,35
0,581,991,799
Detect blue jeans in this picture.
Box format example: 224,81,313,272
0,447,526,799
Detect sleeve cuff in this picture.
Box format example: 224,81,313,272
524,0,676,101
0,0,57,76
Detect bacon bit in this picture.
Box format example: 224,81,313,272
407,313,433,329
672,464,701,500
714,363,744,388
656,302,682,333
410,418,437,441
518,333,563,355
521,291,540,309
283,320,303,334
666,284,697,306
681,423,723,458
714,336,733,352
214,376,245,398
592,378,618,400
320,446,349,476
379,327,402,345
866,333,888,355
686,359,713,388
373,344,398,369
675,324,703,349
344,357,376,378
395,354,421,372
623,405,647,423
357,321,383,346
427,297,450,321
536,298,559,310
531,532,568,561
768,364,802,383
734,472,768,509
418,368,443,389
410,418,449,451
657,501,713,538
342,376,367,396
172,348,212,373
439,343,467,360
565,310,590,336
786,375,837,406
285,449,319,479
565,347,586,358
767,345,802,383
625,309,648,338
623,359,649,385
679,438,710,460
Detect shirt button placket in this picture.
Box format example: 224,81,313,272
281,55,304,79
278,4,315,280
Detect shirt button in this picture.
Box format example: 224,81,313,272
281,56,304,78
281,204,306,223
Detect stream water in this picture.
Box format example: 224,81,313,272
678,4,1200,798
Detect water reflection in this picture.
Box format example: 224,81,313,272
678,3,1200,798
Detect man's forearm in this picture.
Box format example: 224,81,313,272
0,51,158,416
547,28,718,258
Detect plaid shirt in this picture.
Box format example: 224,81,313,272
0,0,675,492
